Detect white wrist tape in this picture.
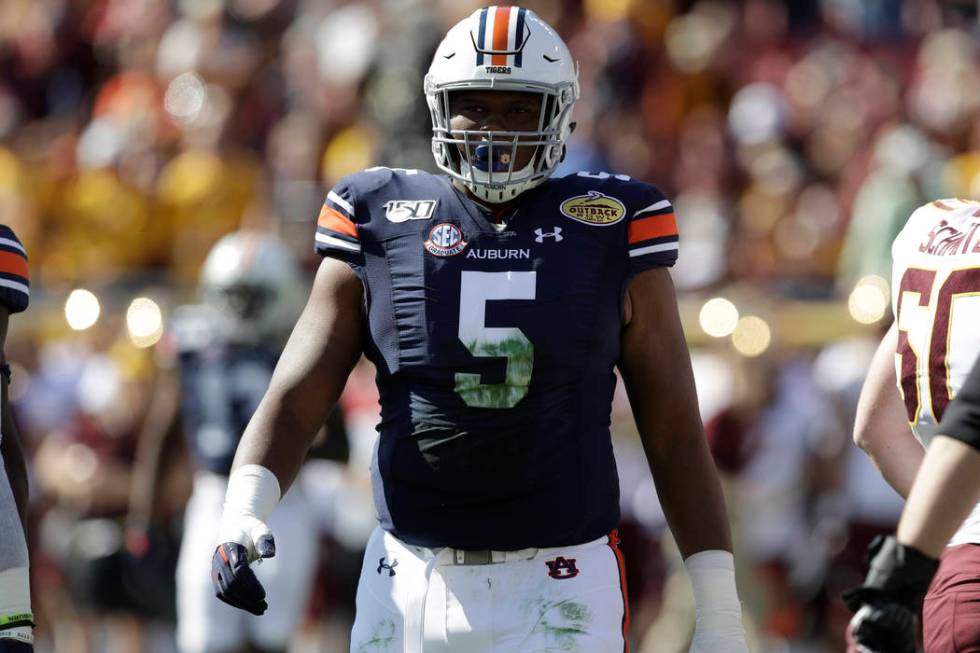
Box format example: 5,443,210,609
223,464,281,521
0,566,33,644
684,550,743,631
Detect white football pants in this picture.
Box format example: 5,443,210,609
350,526,629,653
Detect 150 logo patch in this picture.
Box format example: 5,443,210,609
559,191,626,225
385,199,437,223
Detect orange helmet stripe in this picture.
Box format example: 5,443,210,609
491,6,512,65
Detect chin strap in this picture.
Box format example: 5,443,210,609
459,158,541,204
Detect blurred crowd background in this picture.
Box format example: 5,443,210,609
4,0,980,651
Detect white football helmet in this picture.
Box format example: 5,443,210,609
425,6,579,204
199,230,305,344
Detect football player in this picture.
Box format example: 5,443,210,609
845,353,980,653
212,8,748,652
0,225,33,652
130,231,318,653
849,199,980,652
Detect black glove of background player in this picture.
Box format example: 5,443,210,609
211,536,275,616
841,535,939,653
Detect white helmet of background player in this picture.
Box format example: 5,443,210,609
199,230,304,344
425,6,579,204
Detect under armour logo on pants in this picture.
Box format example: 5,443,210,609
377,557,398,577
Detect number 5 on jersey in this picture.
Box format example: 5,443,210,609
455,271,536,408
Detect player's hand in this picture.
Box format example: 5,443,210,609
842,535,939,653
211,515,276,615
845,598,917,653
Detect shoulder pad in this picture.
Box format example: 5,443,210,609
555,174,679,270
558,171,668,203
563,170,635,187
340,167,433,195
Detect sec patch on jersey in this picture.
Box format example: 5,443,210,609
424,222,468,257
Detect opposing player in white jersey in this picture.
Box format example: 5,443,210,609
845,352,980,652
850,199,980,652
0,225,33,652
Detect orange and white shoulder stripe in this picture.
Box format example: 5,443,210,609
0,224,29,313
315,190,361,254
627,198,678,260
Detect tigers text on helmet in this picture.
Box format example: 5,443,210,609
425,6,579,204
199,231,304,345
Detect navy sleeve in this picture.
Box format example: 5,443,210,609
0,225,29,313
939,355,980,452
314,178,364,268
626,184,678,273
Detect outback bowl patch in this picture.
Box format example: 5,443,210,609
559,191,626,225
424,223,467,256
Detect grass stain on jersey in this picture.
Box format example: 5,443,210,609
354,618,396,652
455,337,534,408
518,598,592,652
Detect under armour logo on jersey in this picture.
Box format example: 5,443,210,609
534,227,563,243
545,556,579,579
377,557,398,577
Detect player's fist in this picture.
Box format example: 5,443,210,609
212,513,277,615
217,514,276,563
842,535,938,653
211,540,270,616
212,464,282,615
846,600,918,653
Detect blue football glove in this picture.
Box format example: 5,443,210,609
211,533,275,616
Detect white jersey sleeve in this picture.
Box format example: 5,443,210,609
890,198,980,546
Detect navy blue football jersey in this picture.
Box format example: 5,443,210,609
171,307,279,475
315,168,678,549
